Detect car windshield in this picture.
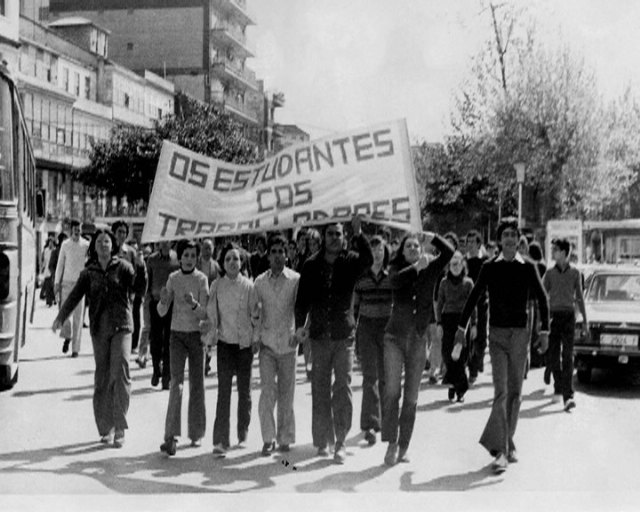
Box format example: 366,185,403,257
587,274,640,302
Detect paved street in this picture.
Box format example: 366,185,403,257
2,301,640,508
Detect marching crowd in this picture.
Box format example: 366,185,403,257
48,215,586,475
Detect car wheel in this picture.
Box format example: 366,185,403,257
577,367,592,384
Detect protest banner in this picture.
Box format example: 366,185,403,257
141,119,422,242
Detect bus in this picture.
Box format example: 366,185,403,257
0,64,38,390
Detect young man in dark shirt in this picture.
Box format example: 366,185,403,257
295,216,372,464
465,230,488,384
456,218,550,475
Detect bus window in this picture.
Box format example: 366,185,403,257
0,77,15,201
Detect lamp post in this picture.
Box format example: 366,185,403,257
514,162,526,229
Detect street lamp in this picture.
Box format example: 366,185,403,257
514,162,526,229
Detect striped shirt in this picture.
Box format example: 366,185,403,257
354,268,393,320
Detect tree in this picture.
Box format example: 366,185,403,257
74,93,260,203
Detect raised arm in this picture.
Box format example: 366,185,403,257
351,233,373,276
428,234,455,276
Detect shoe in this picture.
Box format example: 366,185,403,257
552,394,562,404
162,380,170,390
469,375,477,386
151,372,160,387
160,438,177,456
456,393,465,403
397,445,410,463
278,444,291,453
448,387,456,402
237,439,247,449
136,357,147,369
71,352,79,358
261,441,276,456
507,450,518,464
429,375,438,385
564,399,576,412
364,429,377,446
62,339,70,354
113,430,125,448
384,442,399,466
334,442,346,464
424,359,431,371
317,446,329,457
100,428,114,444
190,439,202,448
212,444,227,458
544,368,551,385
491,453,508,474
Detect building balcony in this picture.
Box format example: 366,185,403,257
212,0,256,27
31,136,90,169
213,93,258,125
210,21,254,58
211,58,258,91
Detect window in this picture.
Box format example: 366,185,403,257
84,76,91,99
0,0,5,17
127,42,134,51
0,76,14,201
62,68,69,92
90,29,97,53
123,93,130,108
73,72,80,96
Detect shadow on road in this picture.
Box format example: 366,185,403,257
575,368,640,399
399,466,501,491
0,438,380,494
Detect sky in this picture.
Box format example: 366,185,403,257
248,0,640,142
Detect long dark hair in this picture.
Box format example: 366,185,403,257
87,228,118,262
389,232,422,269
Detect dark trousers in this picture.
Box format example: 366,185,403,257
442,313,469,397
131,294,142,351
311,337,354,448
548,311,575,401
41,276,55,306
91,316,132,435
149,298,172,385
468,301,488,377
381,329,428,450
213,341,254,448
356,317,387,432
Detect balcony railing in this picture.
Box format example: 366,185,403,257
221,93,259,125
211,57,258,90
212,0,256,26
31,137,91,169
211,21,254,58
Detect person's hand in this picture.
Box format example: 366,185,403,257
52,318,62,333
289,333,299,348
184,292,196,307
537,332,549,354
159,287,170,305
414,254,429,272
454,327,466,347
470,325,478,341
295,327,309,344
436,324,444,340
351,214,364,237
134,250,144,267
421,231,435,245
451,342,463,361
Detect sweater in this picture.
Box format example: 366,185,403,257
56,256,147,337
458,252,550,331
542,263,582,312
436,274,476,323
157,269,209,332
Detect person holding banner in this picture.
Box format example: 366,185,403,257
254,234,300,456
382,231,454,466
294,216,373,465
207,243,260,457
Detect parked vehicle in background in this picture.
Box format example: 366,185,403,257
574,266,640,384
0,64,39,390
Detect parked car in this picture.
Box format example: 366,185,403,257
574,266,640,383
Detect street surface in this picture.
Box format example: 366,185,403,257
2,301,640,509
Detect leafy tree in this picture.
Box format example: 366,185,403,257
74,93,260,203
